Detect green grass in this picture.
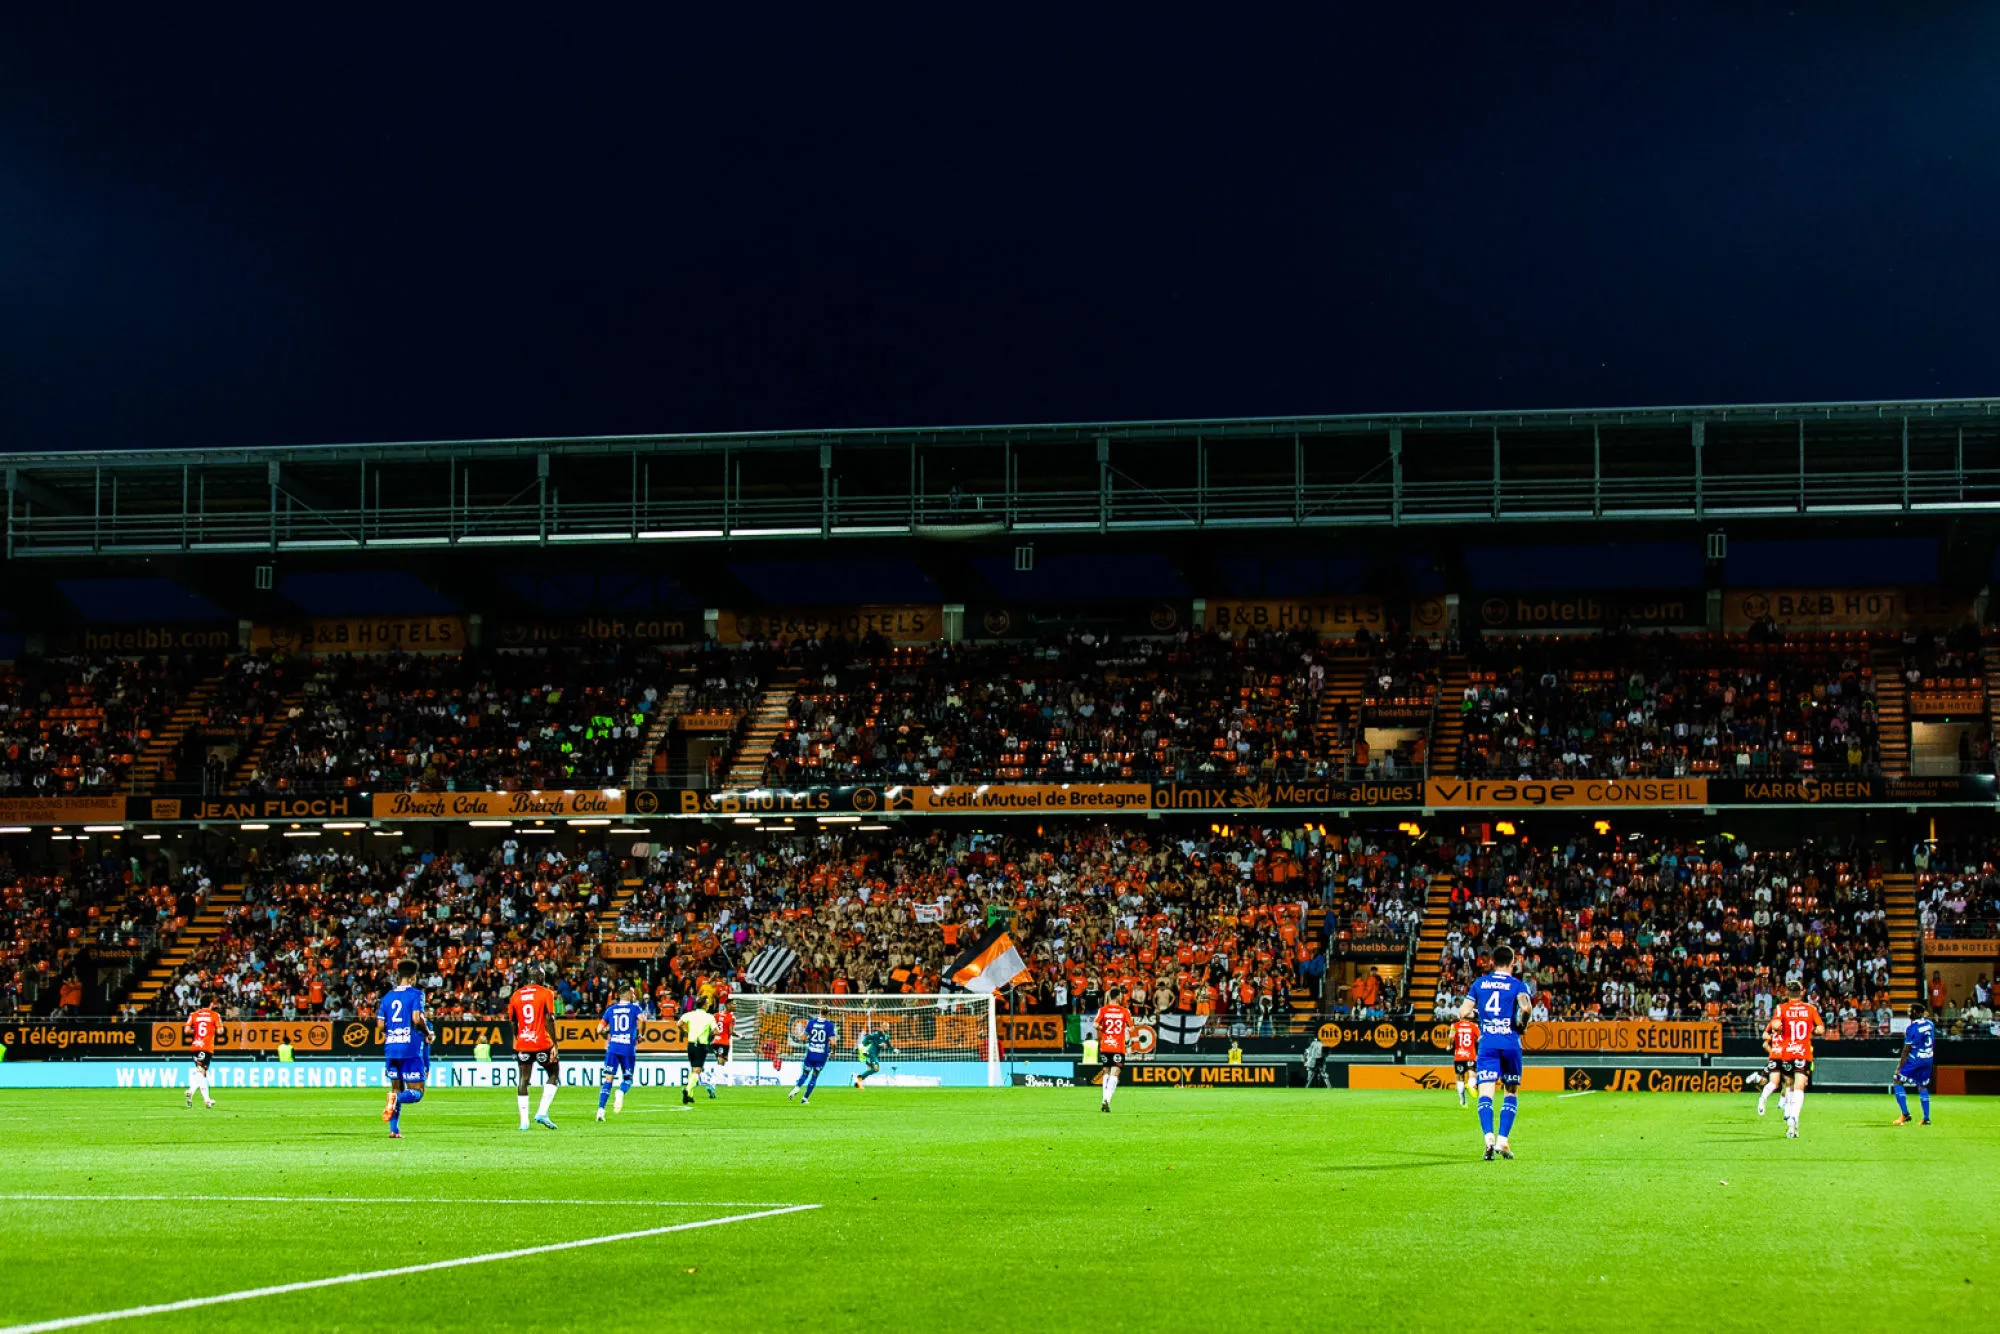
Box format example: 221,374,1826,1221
0,1083,1992,1332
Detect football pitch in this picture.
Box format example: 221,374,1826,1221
0,1085,1992,1332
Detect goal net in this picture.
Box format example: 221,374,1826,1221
729,993,1000,1087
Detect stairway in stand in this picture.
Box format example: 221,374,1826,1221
121,884,246,1012
1291,906,1330,1023
1408,873,1455,1020
128,676,222,795
722,678,801,788
229,688,307,790
1427,658,1468,776
1312,654,1369,769
1871,643,1910,778
1882,871,1922,1008
625,683,690,788
595,877,648,950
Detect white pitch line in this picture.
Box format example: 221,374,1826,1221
0,1194,796,1208
0,1202,820,1334
1556,1090,1599,1099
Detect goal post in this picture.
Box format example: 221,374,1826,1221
728,993,1002,1087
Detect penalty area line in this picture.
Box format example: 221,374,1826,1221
1556,1090,1598,1099
0,1203,821,1334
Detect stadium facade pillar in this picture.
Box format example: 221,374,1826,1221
943,604,964,643
704,608,720,641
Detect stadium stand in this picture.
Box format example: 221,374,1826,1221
147,845,611,1020
0,656,210,794
238,649,660,794
1456,632,1885,779
758,631,1337,786
1427,837,1897,1034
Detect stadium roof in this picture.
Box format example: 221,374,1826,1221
8,396,2000,557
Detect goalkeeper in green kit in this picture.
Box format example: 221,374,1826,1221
852,1027,895,1089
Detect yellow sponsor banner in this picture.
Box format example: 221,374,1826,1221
1348,1064,1565,1092
0,796,127,825
717,605,942,645
1568,1067,1750,1094
1722,587,1968,633
1925,938,2000,959
599,941,667,960
1424,777,1706,809
900,784,1154,813
252,615,468,653
1122,1062,1286,1087
1205,597,1384,636
369,789,626,820
151,1021,332,1053
1521,1021,1721,1056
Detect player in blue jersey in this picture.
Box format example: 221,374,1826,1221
378,961,432,1139
595,984,650,1122
1891,1001,1936,1126
1457,944,1534,1161
787,1003,836,1105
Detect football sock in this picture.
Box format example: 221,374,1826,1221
517,1092,531,1128
1478,1096,1495,1138
1893,1085,1909,1117
617,1081,630,1111
1102,1070,1118,1105
599,1081,612,1110
398,1088,423,1105
1498,1094,1518,1139
537,1083,558,1117
1918,1089,1930,1119
1757,1081,1774,1111
389,1109,399,1133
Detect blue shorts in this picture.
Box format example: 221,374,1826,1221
803,1053,828,1070
383,1052,428,1083
1894,1062,1934,1090
602,1048,636,1079
1474,1041,1523,1088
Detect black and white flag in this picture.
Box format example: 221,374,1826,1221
743,945,799,992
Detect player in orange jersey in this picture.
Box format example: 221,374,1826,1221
1752,1009,1785,1117
509,965,562,1130
1769,982,1825,1139
183,998,222,1109
1095,986,1132,1113
1451,1013,1481,1108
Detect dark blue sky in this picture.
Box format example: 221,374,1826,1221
3,4,1997,452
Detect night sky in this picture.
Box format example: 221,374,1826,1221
4,5,1998,453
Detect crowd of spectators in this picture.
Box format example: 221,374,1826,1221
1431,834,1895,1032
1913,840,2000,939
0,655,209,794
611,824,1450,1030
1,854,214,1016
241,648,661,794
1458,632,1882,780
151,843,610,1020
760,631,1338,787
